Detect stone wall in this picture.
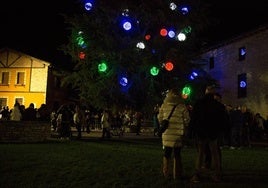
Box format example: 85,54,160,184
200,27,268,117
0,121,51,143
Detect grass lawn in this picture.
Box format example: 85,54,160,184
0,138,268,188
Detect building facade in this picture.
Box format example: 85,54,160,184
199,26,268,117
0,48,50,109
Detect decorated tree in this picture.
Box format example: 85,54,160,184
61,0,213,111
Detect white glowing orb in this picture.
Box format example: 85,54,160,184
123,21,132,31
136,42,145,49
85,2,93,11
168,30,175,38
169,2,177,10
177,33,186,41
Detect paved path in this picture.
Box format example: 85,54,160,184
51,128,161,142
51,128,268,147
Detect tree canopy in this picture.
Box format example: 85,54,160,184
61,0,214,111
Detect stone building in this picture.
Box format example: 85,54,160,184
198,25,268,117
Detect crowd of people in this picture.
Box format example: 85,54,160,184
0,101,146,140
1,87,268,183
0,102,51,122
156,85,268,183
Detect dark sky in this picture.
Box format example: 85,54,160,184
0,0,79,64
0,0,268,65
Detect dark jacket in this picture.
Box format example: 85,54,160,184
189,93,229,140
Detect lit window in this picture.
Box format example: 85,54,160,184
15,98,23,105
238,73,247,98
16,72,25,85
0,98,7,107
239,47,246,61
1,72,9,85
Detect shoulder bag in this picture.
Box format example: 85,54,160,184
157,105,177,137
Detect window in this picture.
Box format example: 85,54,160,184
0,98,7,107
209,57,214,69
238,73,247,98
15,98,23,105
1,72,9,85
16,72,25,85
239,47,246,61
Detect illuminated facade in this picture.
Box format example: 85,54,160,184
0,48,50,109
198,25,268,117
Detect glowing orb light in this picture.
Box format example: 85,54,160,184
240,81,247,88
150,66,159,76
122,9,129,17
122,20,132,31
98,60,108,72
145,34,151,40
177,33,186,41
120,77,128,86
182,86,191,99
169,2,177,10
160,28,168,37
79,51,86,59
85,2,93,11
168,30,175,38
180,6,189,15
182,26,192,34
165,61,174,71
190,71,198,80
136,42,145,49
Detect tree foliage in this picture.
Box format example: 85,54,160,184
61,0,212,111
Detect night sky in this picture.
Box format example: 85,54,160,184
0,0,268,65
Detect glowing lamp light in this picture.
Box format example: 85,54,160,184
145,34,151,40
98,61,108,72
76,31,87,48
150,66,159,76
136,42,145,49
180,6,189,15
160,28,168,37
120,77,128,86
182,26,192,34
168,30,175,38
182,86,191,99
165,61,174,71
240,48,246,56
122,21,132,31
85,2,93,11
190,71,198,80
177,33,186,41
169,2,177,10
240,81,247,88
79,51,86,59
122,9,129,17
76,36,84,46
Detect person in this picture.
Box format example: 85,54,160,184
203,92,228,170
57,104,73,139
189,85,229,183
153,104,160,136
10,103,22,121
134,111,143,135
157,88,190,180
73,104,84,140
101,109,111,139
22,103,37,121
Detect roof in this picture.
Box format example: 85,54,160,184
0,47,51,66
